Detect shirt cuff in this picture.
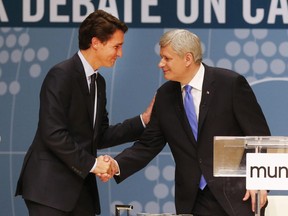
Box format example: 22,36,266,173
114,159,120,176
140,114,146,128
90,158,97,173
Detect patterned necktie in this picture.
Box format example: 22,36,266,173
184,85,207,190
90,73,96,124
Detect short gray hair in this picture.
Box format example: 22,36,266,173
159,29,202,64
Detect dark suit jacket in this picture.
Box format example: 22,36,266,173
15,53,144,214
115,64,271,215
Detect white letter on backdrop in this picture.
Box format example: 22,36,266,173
177,0,199,24
50,0,69,22
98,0,119,18
141,0,161,23
243,0,264,24
73,0,94,22
23,0,44,22
204,0,226,23
0,0,8,22
268,0,288,24
124,0,132,22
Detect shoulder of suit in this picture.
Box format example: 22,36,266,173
204,63,241,80
49,54,76,71
157,80,181,93
44,55,79,81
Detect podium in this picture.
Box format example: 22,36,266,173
214,136,288,216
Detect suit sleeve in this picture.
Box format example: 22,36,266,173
98,115,145,149
114,94,167,183
232,75,271,136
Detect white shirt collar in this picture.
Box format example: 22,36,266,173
182,63,204,117
188,63,204,91
77,51,98,80
181,63,205,91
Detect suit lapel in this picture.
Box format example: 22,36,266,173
73,54,94,127
198,64,215,132
173,64,216,144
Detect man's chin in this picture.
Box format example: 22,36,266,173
164,74,173,81
103,63,116,68
109,61,116,67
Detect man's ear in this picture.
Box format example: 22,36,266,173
185,52,194,67
91,37,101,50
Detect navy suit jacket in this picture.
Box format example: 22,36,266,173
115,64,270,215
15,53,144,214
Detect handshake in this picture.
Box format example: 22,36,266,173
91,155,119,182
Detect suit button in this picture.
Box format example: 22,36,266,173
199,159,202,163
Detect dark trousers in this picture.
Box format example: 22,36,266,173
192,187,267,216
192,187,229,216
25,181,96,216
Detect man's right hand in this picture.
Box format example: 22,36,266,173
91,155,111,176
96,156,120,182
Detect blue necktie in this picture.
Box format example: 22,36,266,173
184,85,207,190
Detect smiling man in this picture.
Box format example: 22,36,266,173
15,10,153,216
110,29,271,216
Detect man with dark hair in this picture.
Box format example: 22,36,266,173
15,10,153,216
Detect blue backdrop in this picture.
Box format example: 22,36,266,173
1,1,288,215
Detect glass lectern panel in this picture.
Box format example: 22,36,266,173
213,136,288,177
